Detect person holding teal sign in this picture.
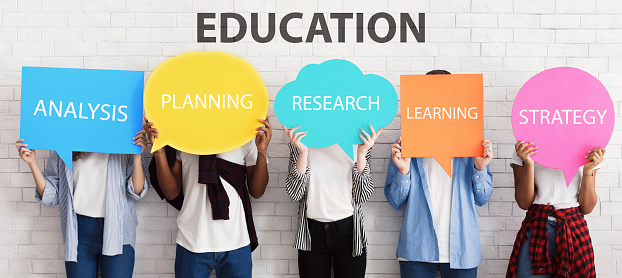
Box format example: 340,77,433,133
14,131,150,278
284,123,382,278
276,59,397,278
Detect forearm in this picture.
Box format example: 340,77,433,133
515,164,536,210
29,162,46,197
154,150,180,199
578,171,597,214
296,151,308,174
356,150,367,174
131,154,145,195
248,152,269,198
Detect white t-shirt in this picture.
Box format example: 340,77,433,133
305,144,355,222
398,158,453,263
175,140,258,253
424,157,453,263
73,152,110,218
510,152,599,209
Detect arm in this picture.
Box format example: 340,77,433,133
247,117,272,199
145,118,182,200
16,139,59,206
578,147,604,214
285,143,310,202
126,154,150,200
472,139,494,206
152,150,182,200
126,130,148,199
471,163,493,206
350,124,384,203
384,136,412,210
513,141,538,210
352,149,373,204
384,157,412,210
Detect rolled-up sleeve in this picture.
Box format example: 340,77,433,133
352,149,373,204
35,152,60,207
384,158,412,210
285,144,310,202
472,165,493,206
126,154,149,200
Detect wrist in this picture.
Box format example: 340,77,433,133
398,167,410,175
28,161,39,169
257,150,267,160
583,168,594,176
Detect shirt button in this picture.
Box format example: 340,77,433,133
476,175,479,178
325,224,329,229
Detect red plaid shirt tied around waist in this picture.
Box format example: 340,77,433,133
506,204,595,278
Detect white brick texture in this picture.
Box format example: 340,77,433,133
1,0,621,277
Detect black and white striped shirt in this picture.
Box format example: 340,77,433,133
285,144,374,257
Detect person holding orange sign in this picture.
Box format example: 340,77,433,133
384,70,494,278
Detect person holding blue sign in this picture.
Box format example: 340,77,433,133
14,131,150,278
384,70,494,278
283,123,382,278
145,117,272,278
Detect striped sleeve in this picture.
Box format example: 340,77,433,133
285,143,310,202
352,148,374,204
35,151,60,207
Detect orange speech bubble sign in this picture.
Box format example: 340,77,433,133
400,74,484,176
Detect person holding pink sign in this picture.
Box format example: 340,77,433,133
14,132,150,278
506,143,604,277
506,67,613,278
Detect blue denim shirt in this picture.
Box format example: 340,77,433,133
384,157,493,269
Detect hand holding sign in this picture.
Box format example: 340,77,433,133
274,59,398,159
143,51,269,155
511,67,615,186
400,74,484,176
20,67,144,169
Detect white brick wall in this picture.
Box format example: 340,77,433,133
0,0,621,277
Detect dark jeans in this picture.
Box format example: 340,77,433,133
65,214,135,278
399,261,477,278
174,244,252,278
516,220,557,278
298,216,366,278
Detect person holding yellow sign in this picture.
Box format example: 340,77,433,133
145,116,272,278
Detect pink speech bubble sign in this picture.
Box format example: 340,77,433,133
512,67,615,186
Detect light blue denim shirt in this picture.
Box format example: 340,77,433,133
35,151,149,262
384,157,492,269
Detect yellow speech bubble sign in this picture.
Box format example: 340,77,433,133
144,51,269,154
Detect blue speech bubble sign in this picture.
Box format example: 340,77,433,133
20,67,144,170
274,59,398,159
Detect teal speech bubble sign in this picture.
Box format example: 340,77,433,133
274,59,398,159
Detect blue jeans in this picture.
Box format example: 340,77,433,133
175,244,252,278
516,220,557,278
399,261,477,278
65,214,135,278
